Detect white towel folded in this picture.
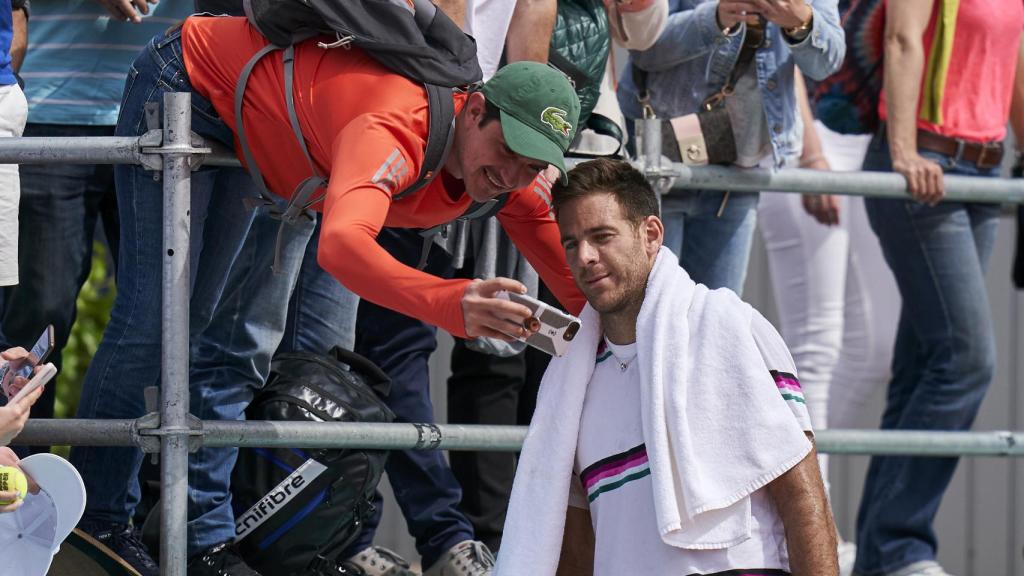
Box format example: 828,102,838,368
495,246,811,576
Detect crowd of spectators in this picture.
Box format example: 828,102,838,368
0,1,1020,576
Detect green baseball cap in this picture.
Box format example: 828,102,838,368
481,62,580,183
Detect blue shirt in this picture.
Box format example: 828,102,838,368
617,0,845,164
22,0,193,125
0,0,16,86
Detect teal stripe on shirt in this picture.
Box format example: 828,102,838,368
22,0,194,126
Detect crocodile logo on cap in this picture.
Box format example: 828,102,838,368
540,107,572,137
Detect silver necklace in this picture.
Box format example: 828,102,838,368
604,336,637,372
617,356,635,372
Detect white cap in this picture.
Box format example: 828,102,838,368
0,453,87,576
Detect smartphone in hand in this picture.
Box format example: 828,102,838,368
496,291,582,357
0,325,55,398
10,362,56,404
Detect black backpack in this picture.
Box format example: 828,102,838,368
231,347,395,576
243,0,480,86
235,0,505,271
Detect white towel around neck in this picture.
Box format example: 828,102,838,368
495,247,811,576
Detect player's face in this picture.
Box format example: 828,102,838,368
558,193,660,315
453,96,548,202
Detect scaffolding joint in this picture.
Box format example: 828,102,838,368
134,412,204,454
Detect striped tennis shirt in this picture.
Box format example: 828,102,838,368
570,312,813,576
21,0,193,126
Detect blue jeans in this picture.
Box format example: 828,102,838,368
855,133,1000,576
661,189,759,294
187,208,316,553
345,229,474,569
70,28,314,556
278,215,360,355
0,123,120,422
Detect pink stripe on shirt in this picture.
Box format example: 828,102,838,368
583,451,649,488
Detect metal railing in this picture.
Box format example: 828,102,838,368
3,94,1023,575
15,419,1024,457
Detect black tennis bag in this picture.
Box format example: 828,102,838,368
242,0,481,88
231,347,394,576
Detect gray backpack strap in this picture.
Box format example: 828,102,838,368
280,44,328,224
415,195,509,269
393,83,456,201
265,45,327,273
411,0,437,29
388,82,458,270
236,44,327,273
236,44,326,217
235,43,281,211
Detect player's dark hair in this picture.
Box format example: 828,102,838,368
552,158,659,225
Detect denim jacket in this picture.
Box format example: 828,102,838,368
618,0,845,164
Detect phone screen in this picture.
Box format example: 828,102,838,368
0,325,54,386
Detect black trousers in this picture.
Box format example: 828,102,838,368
446,261,555,551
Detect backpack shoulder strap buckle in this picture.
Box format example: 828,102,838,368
317,33,355,50
242,196,277,212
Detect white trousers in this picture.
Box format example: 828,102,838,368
759,121,901,484
0,83,27,286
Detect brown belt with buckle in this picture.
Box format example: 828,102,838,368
916,129,1004,170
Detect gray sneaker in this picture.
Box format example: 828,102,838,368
423,541,495,576
337,546,418,576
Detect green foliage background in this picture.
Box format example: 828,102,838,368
52,243,116,456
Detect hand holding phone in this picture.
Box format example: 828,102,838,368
0,325,55,399
717,1,763,30
462,278,537,341
0,368,47,446
495,291,582,357
10,362,55,404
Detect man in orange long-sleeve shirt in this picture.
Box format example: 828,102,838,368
70,15,584,576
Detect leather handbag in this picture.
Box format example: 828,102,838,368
632,18,765,166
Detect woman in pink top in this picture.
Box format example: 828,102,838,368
855,2,1024,575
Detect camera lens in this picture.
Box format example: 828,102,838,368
563,322,580,341
523,317,541,333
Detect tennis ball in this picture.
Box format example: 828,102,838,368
0,466,27,505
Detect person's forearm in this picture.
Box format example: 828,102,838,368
498,200,587,315
556,506,595,576
794,70,825,165
788,3,846,81
10,8,26,74
884,3,933,163
1009,37,1024,146
766,440,838,576
505,0,557,63
434,0,467,31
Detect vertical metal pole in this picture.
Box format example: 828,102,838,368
160,92,192,576
640,117,662,175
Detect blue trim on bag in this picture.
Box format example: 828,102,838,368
253,448,297,474
257,489,329,550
